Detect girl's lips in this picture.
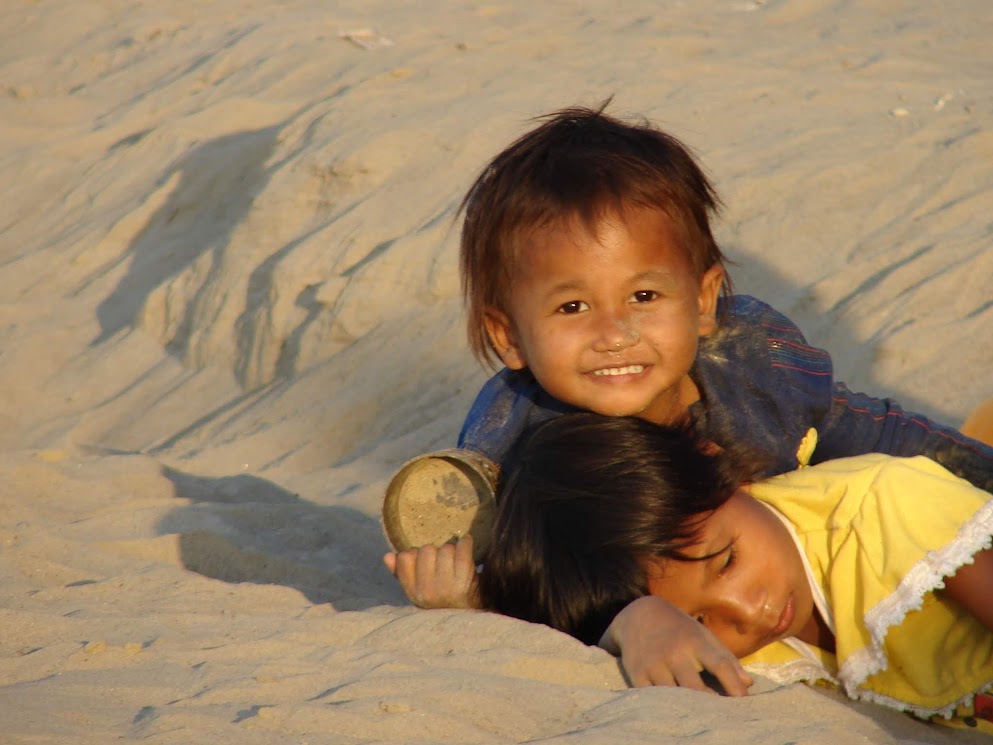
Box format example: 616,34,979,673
771,594,795,638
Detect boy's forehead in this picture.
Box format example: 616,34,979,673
512,205,692,263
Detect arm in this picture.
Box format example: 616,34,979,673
698,297,993,490
716,299,993,489
600,596,753,696
816,384,993,493
939,546,993,631
457,367,577,470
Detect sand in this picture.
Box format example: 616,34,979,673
1,0,991,742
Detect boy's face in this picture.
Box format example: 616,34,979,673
643,490,817,658
484,207,722,425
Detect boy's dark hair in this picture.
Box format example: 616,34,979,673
478,412,763,646
460,101,733,367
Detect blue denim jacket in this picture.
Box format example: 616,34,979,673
459,295,993,490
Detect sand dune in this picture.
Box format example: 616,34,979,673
1,1,991,742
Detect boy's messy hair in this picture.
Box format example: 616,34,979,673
460,101,733,367
478,413,764,646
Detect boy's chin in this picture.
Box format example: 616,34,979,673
588,398,676,423
589,405,655,422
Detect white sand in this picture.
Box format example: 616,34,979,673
1,1,991,742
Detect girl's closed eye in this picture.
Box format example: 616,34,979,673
557,300,589,314
718,544,737,575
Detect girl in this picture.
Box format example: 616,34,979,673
478,410,993,728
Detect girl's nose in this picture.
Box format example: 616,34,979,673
719,586,768,635
592,312,640,353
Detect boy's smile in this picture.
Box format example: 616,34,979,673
642,490,822,658
484,206,723,425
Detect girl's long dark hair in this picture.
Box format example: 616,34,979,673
478,413,766,645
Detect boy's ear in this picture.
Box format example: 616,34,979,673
483,307,527,370
697,265,724,337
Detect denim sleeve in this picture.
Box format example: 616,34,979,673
457,368,576,471
814,384,993,492
692,296,834,476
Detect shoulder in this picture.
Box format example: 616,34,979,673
757,454,989,532
462,368,547,427
717,295,832,377
690,297,836,470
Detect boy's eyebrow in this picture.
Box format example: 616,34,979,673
632,269,681,285
543,269,680,297
543,279,587,296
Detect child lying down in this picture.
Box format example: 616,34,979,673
478,409,993,730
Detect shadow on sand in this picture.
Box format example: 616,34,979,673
158,465,406,611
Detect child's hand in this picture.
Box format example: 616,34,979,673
383,535,480,609
600,596,753,695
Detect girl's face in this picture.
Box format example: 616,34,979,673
642,490,818,658
483,206,723,426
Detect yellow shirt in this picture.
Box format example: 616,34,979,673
742,451,993,724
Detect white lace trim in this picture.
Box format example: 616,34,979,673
745,656,835,689
838,497,993,719
743,637,838,688
848,681,993,722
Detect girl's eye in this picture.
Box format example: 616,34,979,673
632,290,658,303
557,300,589,314
719,545,737,575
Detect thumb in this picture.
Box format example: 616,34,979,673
383,551,398,574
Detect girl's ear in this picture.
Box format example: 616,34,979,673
697,265,724,337
484,307,527,370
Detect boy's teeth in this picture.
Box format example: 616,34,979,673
593,365,644,376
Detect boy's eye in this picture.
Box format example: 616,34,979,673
632,290,658,303
557,300,589,314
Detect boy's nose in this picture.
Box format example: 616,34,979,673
592,313,640,352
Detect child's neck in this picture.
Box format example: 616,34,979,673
641,376,701,426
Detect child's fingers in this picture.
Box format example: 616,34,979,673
663,657,716,694
629,662,675,689
413,544,440,592
704,657,752,697
453,535,476,585
383,552,398,574
393,548,427,593
387,542,479,609
424,543,456,595
694,633,752,696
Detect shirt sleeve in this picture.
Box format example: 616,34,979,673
691,296,834,476
702,296,993,492
813,384,993,493
457,368,577,471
